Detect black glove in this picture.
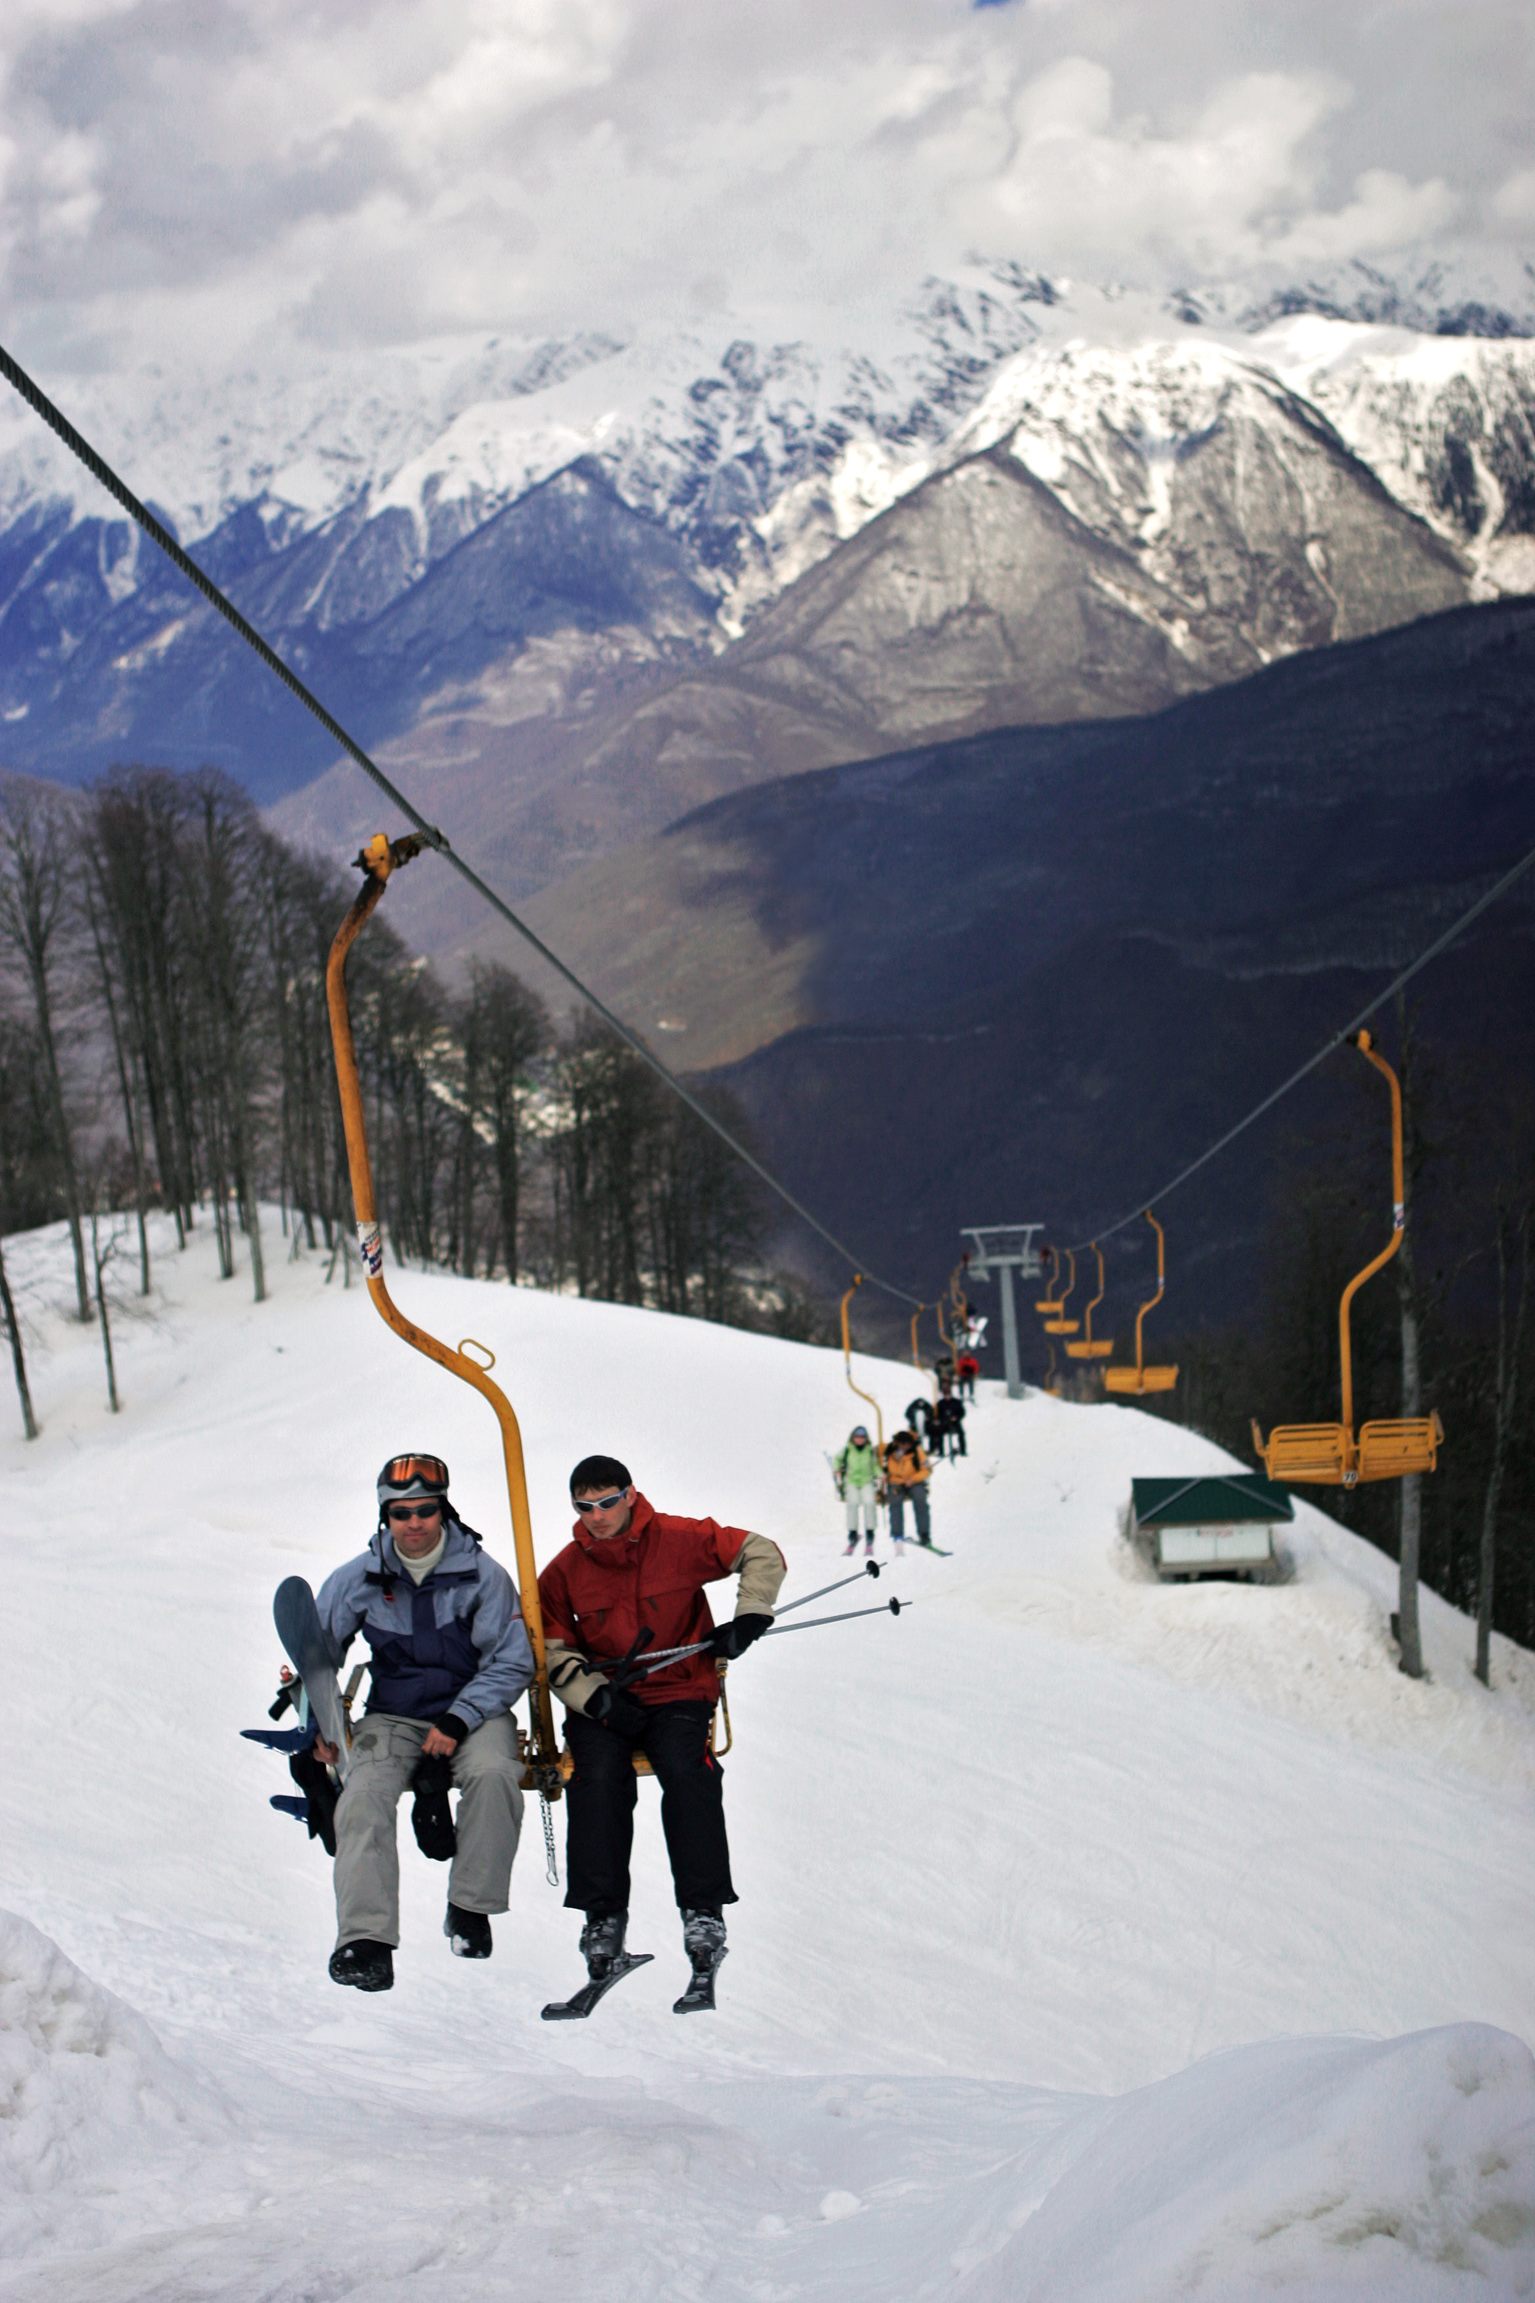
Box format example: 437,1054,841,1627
409,1751,458,1862
711,1613,773,1660
587,1682,648,1740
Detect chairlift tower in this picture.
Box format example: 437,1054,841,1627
962,1225,1043,1400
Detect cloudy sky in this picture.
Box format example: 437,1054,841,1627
1,0,1531,371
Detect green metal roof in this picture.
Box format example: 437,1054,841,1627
1131,1474,1294,1527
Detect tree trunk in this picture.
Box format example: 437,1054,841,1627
1478,1206,1531,1686
91,1213,120,1414
88,903,152,1296
244,1179,267,1302
0,1234,38,1438
1394,994,1424,1679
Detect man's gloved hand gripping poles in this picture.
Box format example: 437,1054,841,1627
589,1560,904,1716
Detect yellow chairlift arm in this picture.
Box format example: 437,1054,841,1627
326,834,561,1789
1043,1247,1080,1334
1132,1213,1166,1377
1337,1030,1406,1434
1066,1242,1115,1359
840,1278,886,1449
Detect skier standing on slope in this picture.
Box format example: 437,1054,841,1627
835,1424,882,1553
882,1428,935,1547
539,1456,786,2013
313,1453,534,1994
933,1383,968,1460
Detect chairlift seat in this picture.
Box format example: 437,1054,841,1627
1104,1364,1178,1394
1356,1413,1443,1482
1067,1338,1114,1360
1250,1420,1353,1484
1043,1317,1080,1335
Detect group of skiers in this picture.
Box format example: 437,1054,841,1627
832,1401,964,1555
310,1450,783,2012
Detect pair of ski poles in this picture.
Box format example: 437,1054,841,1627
595,1559,904,1684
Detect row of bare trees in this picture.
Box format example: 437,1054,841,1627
0,764,813,1439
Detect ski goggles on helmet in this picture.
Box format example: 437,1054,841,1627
377,1453,450,1509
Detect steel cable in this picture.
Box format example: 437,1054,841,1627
1063,833,1535,1253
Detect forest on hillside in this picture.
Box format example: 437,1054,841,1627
0,765,828,1377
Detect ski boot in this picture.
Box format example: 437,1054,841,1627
843,1538,858,1556
674,1907,727,2014
329,1939,394,1992
444,1902,492,1959
542,1912,653,2020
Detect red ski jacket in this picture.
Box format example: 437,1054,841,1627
538,1493,780,1707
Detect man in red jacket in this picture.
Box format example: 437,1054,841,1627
539,1454,785,2012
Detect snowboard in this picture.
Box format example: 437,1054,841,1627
541,1951,654,2020
273,1576,352,1782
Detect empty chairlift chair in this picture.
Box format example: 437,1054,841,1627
1104,1213,1179,1396
1251,1031,1443,1488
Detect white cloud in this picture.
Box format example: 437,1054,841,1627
0,0,1525,371
1491,167,1535,230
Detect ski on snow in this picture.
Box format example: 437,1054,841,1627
541,1951,655,2020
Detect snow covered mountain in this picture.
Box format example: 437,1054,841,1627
1,255,1533,886
1,1209,1532,2294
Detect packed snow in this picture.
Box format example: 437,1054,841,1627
1,1210,1532,2299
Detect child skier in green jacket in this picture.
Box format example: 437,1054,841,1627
834,1426,882,1553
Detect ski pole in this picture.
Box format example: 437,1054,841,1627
595,1569,893,1678
764,1599,905,1634
775,1560,882,1616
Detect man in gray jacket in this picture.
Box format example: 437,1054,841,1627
314,1452,535,1993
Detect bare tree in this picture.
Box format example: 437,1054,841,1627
1477,1190,1532,1686
1395,994,1427,1679
90,1206,122,1414
178,774,270,1299
0,1233,37,1438
81,876,152,1293
0,780,91,1320
459,961,550,1281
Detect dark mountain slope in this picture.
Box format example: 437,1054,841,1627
496,599,1535,1335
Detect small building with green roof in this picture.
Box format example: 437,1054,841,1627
1130,1473,1293,1580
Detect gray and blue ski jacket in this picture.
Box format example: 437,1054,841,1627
315,1515,534,1737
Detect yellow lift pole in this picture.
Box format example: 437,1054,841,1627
326,834,561,1793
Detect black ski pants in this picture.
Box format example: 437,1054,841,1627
563,1699,736,1919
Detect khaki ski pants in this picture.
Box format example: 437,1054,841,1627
333,1711,524,1949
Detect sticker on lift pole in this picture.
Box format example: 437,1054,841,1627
357,1223,384,1278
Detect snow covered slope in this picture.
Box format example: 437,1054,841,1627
1,1211,1532,2297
